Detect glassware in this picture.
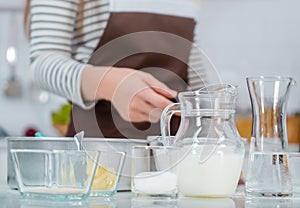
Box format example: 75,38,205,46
6,137,147,191
89,150,126,197
131,146,180,199
160,84,245,197
10,149,99,200
246,151,292,197
246,76,296,152
289,153,300,197
161,84,241,146
246,151,300,198
245,76,296,197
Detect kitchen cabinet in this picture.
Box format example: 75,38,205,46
236,114,300,144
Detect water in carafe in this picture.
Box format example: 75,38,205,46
245,76,296,197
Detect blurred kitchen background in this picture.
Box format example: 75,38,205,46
0,0,299,141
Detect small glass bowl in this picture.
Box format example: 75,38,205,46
88,151,126,197
10,149,99,200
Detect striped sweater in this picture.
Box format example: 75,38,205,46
30,0,206,109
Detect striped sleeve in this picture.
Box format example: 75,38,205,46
29,0,94,109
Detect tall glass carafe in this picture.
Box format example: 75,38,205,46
160,84,245,197
245,76,296,197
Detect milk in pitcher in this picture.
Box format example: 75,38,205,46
160,85,245,197
177,144,244,197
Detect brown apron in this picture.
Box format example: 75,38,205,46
67,8,196,139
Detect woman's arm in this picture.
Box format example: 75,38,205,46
29,0,176,122
30,0,94,109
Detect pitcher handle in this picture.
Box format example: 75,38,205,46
160,103,181,146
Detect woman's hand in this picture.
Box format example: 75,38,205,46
81,66,177,123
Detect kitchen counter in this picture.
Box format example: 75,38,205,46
1,141,300,208
1,185,300,208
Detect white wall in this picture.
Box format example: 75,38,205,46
0,0,299,136
197,0,300,113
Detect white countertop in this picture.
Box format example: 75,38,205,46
1,185,300,208
1,142,300,207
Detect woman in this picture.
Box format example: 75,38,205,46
25,0,206,138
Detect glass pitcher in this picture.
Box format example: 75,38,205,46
160,84,245,197
245,76,296,197
160,84,242,146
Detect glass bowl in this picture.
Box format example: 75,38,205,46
10,149,100,200
7,137,148,191
89,151,126,197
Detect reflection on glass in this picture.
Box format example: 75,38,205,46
20,198,89,208
178,197,235,208
245,197,294,208
131,198,177,208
